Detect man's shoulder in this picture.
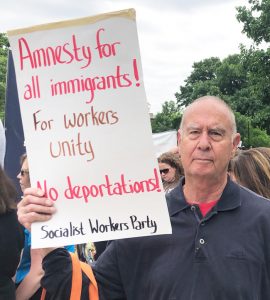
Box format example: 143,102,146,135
164,182,187,215
165,181,183,202
239,184,270,209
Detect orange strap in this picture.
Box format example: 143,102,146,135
69,252,83,300
41,252,99,300
80,261,99,300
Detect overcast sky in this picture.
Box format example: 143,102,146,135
1,0,252,113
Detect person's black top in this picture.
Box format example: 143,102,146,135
0,209,24,300
94,241,109,260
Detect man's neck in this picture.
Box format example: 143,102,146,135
183,175,227,204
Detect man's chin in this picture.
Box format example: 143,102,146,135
188,168,214,178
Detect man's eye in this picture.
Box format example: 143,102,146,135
211,131,221,136
188,131,200,138
210,131,223,140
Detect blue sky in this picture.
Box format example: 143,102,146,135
1,0,251,113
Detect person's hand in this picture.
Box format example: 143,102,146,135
17,187,56,231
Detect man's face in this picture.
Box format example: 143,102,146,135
178,100,240,180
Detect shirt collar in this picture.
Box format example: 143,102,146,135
166,176,242,217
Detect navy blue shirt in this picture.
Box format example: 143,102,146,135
43,178,270,299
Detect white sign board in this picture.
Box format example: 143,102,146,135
8,9,172,248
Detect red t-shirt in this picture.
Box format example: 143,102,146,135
189,200,219,217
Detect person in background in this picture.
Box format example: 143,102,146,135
158,151,184,193
17,96,270,299
15,154,75,300
94,241,109,261
229,147,270,199
76,242,96,264
257,146,270,161
17,154,30,194
77,240,108,263
0,165,24,300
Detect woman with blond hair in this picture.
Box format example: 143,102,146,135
229,147,270,199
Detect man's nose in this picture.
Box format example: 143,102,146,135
197,132,211,150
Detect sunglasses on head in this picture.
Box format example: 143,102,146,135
160,168,169,175
20,169,29,176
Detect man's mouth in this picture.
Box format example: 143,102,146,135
193,158,213,162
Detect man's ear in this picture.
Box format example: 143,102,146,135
231,133,241,157
177,129,181,144
233,133,241,148
177,129,182,154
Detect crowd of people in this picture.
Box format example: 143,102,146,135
1,95,270,299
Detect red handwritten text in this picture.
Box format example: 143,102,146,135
95,28,120,58
49,65,132,103
64,168,162,203
18,34,92,70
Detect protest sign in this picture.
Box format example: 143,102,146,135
8,9,172,248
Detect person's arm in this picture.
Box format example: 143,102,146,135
16,248,44,300
41,248,91,299
17,188,90,298
17,187,125,299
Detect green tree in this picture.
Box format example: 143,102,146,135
175,49,270,134
234,112,270,148
236,0,270,45
175,57,222,109
249,127,270,147
151,101,182,133
0,33,9,120
236,0,270,133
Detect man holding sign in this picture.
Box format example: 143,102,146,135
18,96,270,299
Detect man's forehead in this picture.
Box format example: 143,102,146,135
184,122,226,130
183,105,232,125
180,97,237,135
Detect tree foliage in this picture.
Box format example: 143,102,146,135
175,57,223,109
151,101,182,133
236,0,270,44
235,112,270,147
0,33,9,120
